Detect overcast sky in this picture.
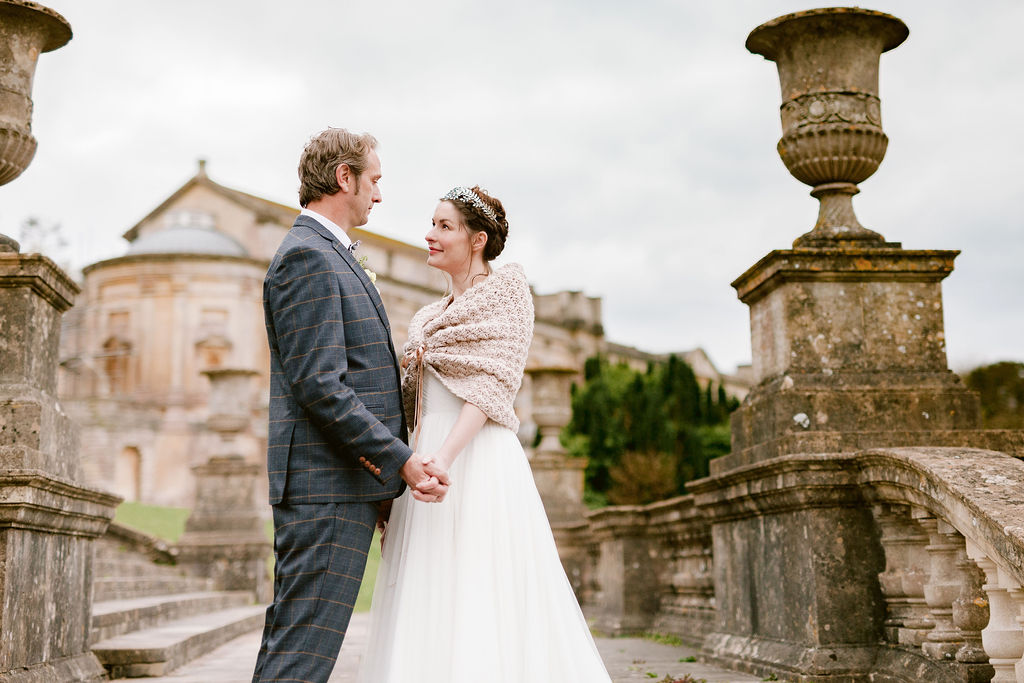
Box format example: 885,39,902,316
2,1,1021,374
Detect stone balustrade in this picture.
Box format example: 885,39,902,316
859,447,1024,681
564,446,1024,681
564,495,715,647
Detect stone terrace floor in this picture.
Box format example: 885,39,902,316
114,612,761,683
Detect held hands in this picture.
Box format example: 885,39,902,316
399,452,451,503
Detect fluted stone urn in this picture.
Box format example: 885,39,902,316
0,0,71,252
526,366,587,525
747,8,908,248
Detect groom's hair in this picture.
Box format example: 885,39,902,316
298,128,378,207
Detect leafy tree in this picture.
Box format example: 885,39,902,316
564,354,739,506
964,361,1024,429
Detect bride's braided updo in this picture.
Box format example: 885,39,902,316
441,186,509,261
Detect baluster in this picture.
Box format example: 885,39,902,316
965,540,1023,682
1005,586,1024,683
920,517,965,660
875,504,933,646
952,549,989,664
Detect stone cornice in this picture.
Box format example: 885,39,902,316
689,452,864,521
81,251,268,276
0,469,122,537
0,253,79,312
731,248,959,305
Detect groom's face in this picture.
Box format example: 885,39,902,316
349,149,382,227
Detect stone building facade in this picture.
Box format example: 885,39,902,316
57,162,748,507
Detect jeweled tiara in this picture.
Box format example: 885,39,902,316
441,187,497,222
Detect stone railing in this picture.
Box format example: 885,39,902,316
568,446,1024,681
104,520,177,564
860,447,1024,682
568,495,715,648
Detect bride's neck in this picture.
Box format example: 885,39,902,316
449,263,489,298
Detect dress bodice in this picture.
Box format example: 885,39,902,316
420,370,465,418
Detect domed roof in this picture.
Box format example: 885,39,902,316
127,210,248,258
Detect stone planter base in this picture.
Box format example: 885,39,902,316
0,652,107,683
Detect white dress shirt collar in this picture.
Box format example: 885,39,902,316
300,208,353,249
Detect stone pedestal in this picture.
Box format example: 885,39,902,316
0,254,121,682
716,248,1021,473
586,506,661,635
175,455,271,602
526,367,588,525
177,370,269,601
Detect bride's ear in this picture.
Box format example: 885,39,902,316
472,230,488,253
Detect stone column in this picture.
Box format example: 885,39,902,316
175,369,271,602
525,366,588,526
0,4,122,681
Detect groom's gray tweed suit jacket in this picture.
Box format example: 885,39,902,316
264,214,411,504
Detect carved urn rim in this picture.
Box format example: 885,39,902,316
0,0,72,52
746,7,908,60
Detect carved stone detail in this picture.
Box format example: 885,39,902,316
781,91,883,133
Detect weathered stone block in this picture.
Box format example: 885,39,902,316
0,255,78,396
0,472,118,679
692,455,887,678
734,249,958,383
0,399,81,480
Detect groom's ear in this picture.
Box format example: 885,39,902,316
335,163,352,192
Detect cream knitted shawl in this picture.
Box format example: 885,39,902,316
402,263,534,434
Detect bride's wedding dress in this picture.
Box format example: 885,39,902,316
357,372,612,682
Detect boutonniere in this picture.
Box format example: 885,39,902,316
357,254,377,285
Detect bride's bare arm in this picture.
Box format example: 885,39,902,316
433,402,489,470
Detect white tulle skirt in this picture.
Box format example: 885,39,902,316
356,372,611,683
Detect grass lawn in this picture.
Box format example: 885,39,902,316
113,501,382,612
114,501,191,542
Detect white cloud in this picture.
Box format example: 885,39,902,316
1,0,1021,375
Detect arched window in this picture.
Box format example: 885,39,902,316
115,446,142,501
101,336,132,395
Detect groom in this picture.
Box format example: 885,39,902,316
252,128,449,683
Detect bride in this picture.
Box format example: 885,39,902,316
357,186,612,682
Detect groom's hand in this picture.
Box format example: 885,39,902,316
400,453,450,503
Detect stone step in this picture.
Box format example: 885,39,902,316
92,604,267,678
94,557,185,580
93,576,215,603
91,591,256,644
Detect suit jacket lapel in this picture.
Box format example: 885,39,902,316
330,239,391,333
293,215,392,335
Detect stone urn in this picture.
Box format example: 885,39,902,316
528,366,577,458
526,366,588,525
202,368,258,435
746,8,908,248
0,0,71,252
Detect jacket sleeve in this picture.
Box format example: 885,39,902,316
266,243,412,485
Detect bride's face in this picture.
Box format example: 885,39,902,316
426,201,479,275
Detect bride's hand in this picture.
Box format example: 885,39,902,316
410,454,451,503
